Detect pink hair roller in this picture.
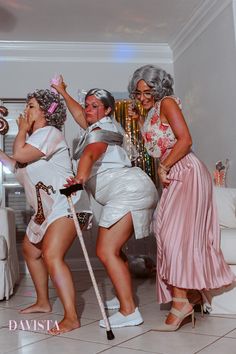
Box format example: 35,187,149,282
48,102,58,114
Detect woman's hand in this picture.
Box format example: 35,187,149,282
127,102,140,120
64,176,83,188
158,164,170,187
16,114,31,133
51,75,67,95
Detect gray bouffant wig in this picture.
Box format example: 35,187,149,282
128,65,174,101
27,89,66,130
85,88,115,116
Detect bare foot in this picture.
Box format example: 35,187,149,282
19,303,52,314
48,318,80,335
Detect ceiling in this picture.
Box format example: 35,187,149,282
0,0,207,44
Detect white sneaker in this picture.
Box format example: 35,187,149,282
104,296,120,310
99,308,143,328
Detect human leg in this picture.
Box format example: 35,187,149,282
42,217,78,334
104,250,128,310
96,213,143,327
19,235,51,313
96,213,136,315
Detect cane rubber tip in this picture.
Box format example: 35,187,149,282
106,330,115,340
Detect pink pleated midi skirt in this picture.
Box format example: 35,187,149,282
155,152,235,303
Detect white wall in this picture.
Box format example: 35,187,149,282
173,0,236,187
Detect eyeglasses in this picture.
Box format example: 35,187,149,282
131,90,155,100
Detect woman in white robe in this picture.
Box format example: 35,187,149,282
0,89,92,334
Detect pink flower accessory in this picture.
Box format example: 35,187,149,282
48,102,58,114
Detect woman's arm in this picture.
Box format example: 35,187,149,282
51,77,88,129
12,115,45,163
75,142,107,183
0,149,16,172
65,141,107,188
160,98,192,169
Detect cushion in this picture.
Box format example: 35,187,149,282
0,235,7,260
220,228,236,264
214,187,236,228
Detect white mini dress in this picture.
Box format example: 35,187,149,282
15,126,92,243
76,116,158,239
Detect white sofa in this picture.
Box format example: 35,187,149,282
209,187,236,314
0,207,20,300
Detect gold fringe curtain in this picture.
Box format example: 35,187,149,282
115,99,158,186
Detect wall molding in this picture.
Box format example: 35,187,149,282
170,0,233,61
0,41,172,64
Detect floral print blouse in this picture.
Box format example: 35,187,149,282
141,96,182,159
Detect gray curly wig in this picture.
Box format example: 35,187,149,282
26,89,66,130
85,88,115,116
128,65,174,101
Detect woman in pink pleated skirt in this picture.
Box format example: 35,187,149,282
128,64,235,331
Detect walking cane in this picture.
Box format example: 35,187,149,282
60,184,115,340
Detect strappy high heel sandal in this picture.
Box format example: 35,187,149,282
187,290,204,317
154,297,195,332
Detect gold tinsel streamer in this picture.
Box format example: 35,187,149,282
115,99,158,186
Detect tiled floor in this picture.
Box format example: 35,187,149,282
1,270,236,354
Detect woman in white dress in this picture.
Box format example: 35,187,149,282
52,80,158,328
0,89,92,334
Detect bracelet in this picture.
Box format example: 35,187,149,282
159,162,170,172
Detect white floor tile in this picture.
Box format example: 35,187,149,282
177,314,236,337
0,308,52,327
101,347,159,354
0,327,48,353
8,335,111,354
61,321,150,345
17,312,96,335
0,296,38,310
224,328,236,338
196,337,236,354
118,331,220,354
